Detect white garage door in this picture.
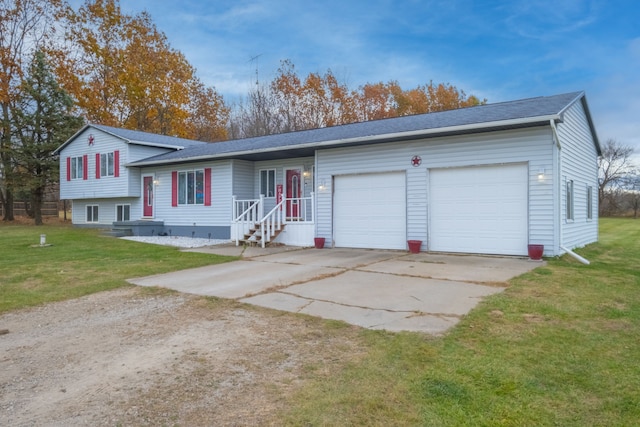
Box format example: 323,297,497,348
334,172,406,249
430,164,528,255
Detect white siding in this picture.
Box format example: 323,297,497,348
231,160,254,200
71,198,140,225
317,127,555,252
59,128,173,200
557,100,599,250
145,160,233,227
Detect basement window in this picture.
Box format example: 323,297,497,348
116,204,130,222
86,205,99,223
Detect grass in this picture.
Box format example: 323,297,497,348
2,219,639,425
280,218,640,426
0,222,236,313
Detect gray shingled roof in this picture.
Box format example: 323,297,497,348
90,124,208,148
54,123,208,155
126,91,595,166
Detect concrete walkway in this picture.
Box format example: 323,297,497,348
128,244,543,334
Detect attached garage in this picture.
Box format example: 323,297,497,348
429,163,529,255
333,172,407,249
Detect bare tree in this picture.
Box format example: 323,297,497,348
621,174,640,218
598,139,636,216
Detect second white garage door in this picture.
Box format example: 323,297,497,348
429,164,528,255
334,172,406,249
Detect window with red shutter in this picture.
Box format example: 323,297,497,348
204,168,212,206
171,171,178,207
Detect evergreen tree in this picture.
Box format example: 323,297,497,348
12,51,83,224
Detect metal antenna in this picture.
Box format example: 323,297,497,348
249,54,263,85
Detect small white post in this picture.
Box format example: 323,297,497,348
259,194,265,219
310,191,315,223
40,234,46,246
232,195,237,220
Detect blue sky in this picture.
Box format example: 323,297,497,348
115,0,639,151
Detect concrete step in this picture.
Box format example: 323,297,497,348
103,228,133,238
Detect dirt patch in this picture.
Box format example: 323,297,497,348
0,287,367,426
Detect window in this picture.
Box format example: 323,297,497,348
86,205,98,223
587,186,593,220
260,169,276,197
116,204,130,222
71,156,84,180
101,152,114,177
178,170,205,205
566,180,574,221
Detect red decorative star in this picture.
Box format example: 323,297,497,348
88,134,94,146
411,155,422,167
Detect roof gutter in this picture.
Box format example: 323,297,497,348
129,114,561,167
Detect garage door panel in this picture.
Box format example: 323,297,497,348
430,164,528,255
334,172,406,250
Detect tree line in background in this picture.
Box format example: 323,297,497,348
228,59,483,139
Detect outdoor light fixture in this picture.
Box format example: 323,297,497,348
538,168,545,180
303,170,311,178
318,179,327,191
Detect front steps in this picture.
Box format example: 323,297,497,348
241,223,285,247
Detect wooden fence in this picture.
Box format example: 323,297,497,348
0,201,60,217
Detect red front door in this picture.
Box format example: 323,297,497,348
286,168,301,218
143,176,154,217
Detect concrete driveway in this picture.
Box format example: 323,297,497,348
128,245,542,334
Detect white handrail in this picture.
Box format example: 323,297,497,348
233,193,315,247
233,196,262,246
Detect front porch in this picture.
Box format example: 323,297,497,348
231,193,316,247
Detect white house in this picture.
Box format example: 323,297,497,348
55,91,601,257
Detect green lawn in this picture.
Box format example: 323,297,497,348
0,223,236,313
2,219,638,426
281,218,640,426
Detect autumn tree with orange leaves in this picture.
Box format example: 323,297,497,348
58,0,228,141
230,59,484,138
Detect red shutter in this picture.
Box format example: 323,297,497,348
114,150,120,177
83,155,88,180
171,171,178,207
96,153,101,179
204,168,212,206
66,157,71,181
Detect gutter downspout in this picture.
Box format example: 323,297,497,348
560,245,591,265
550,119,563,258
551,120,591,266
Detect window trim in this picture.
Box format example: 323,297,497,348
260,169,276,198
587,185,593,220
178,169,205,206
86,205,99,223
101,152,115,177
116,204,130,222
71,156,84,180
566,180,574,221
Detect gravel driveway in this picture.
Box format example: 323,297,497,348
0,287,366,426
